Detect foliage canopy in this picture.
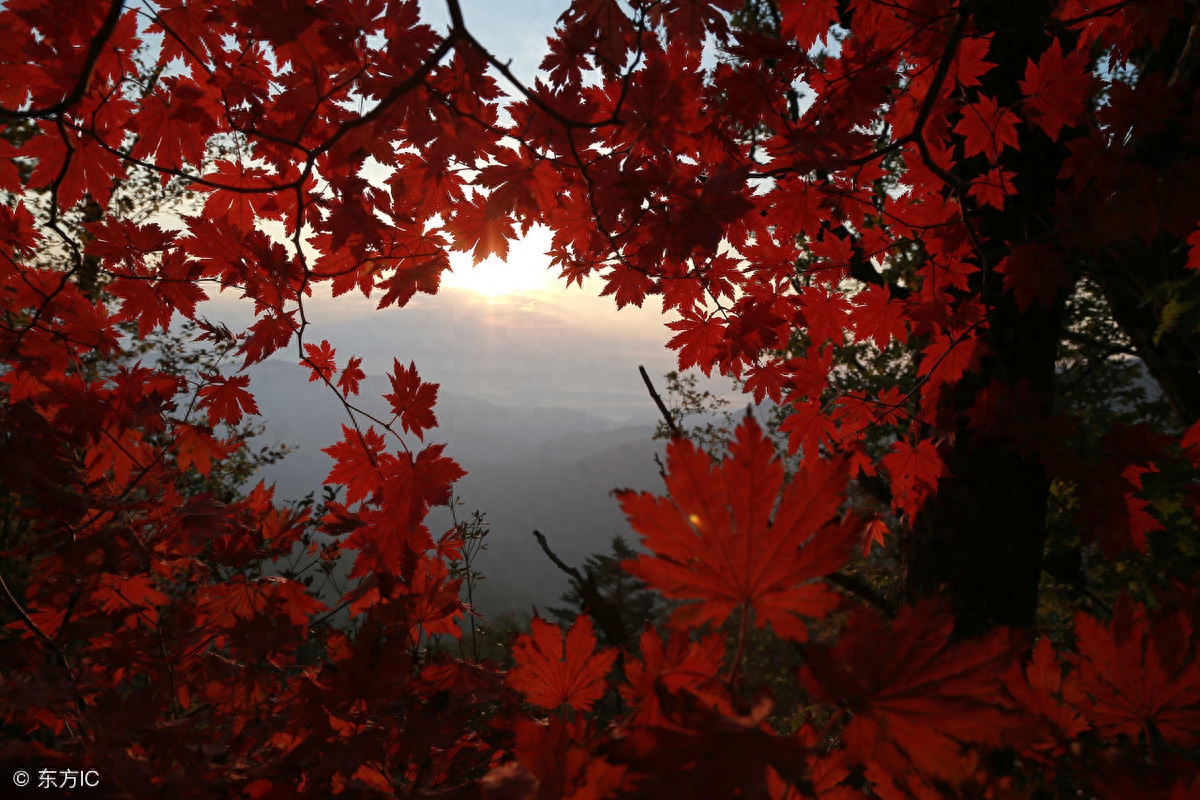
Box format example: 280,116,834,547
2,0,1200,796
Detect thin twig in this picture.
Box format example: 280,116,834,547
639,365,683,439
0,572,56,645
825,572,895,618
532,529,585,584
532,530,628,646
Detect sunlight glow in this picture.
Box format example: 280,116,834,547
440,227,561,299
442,256,557,298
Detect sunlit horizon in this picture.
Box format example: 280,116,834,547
440,226,563,299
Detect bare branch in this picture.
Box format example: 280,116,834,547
639,365,683,439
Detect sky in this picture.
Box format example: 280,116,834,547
196,0,737,423
418,0,567,84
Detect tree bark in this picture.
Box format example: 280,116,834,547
904,5,1200,634
903,1,1062,635
1091,245,1200,427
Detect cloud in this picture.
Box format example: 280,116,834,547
199,270,696,421
312,285,681,417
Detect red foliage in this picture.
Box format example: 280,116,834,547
508,614,617,713
1,0,1198,797
1072,595,1200,748
802,601,1023,798
620,417,852,642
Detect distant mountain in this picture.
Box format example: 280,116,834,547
432,435,665,617
245,360,655,497
244,359,665,617
522,424,656,465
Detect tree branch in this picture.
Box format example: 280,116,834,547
532,529,586,584
0,0,126,119
639,365,683,439
825,571,895,618
0,572,56,645
532,530,629,646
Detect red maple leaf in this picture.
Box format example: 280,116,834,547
783,343,832,403
198,160,285,234
620,626,727,726
197,373,260,426
83,218,172,267
237,311,296,369
375,253,450,309
301,340,337,383
94,573,170,626
861,516,890,556
801,601,1023,798
259,576,326,626
954,95,1020,161
777,397,839,459
392,555,464,638
383,443,464,527
995,243,1071,312
508,614,617,713
881,439,945,519
1182,418,1200,466
798,285,852,347
968,165,1017,210
1019,39,1093,141
477,148,564,232
667,311,726,375
1003,637,1089,759
0,201,40,259
742,358,788,405
338,442,465,579
620,416,853,641
606,691,809,800
174,423,233,477
337,355,365,396
1188,224,1200,271
917,331,983,390
951,35,996,89
481,716,623,800
198,575,323,629
600,262,657,309
777,0,839,49
383,359,438,440
648,0,740,48
23,124,125,209
108,276,174,338
1075,462,1165,557
555,0,636,77
322,424,387,506
196,575,272,628
851,284,908,350
157,252,209,317
444,193,516,264
1072,596,1200,748
131,77,220,171
151,1,226,64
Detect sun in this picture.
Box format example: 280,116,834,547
441,230,561,299
442,259,547,298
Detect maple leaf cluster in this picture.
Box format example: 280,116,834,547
1,0,1199,797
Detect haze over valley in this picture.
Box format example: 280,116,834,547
247,360,668,618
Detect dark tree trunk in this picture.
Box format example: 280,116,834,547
1083,14,1200,428
1091,244,1200,428
903,1,1063,635
903,5,1200,634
